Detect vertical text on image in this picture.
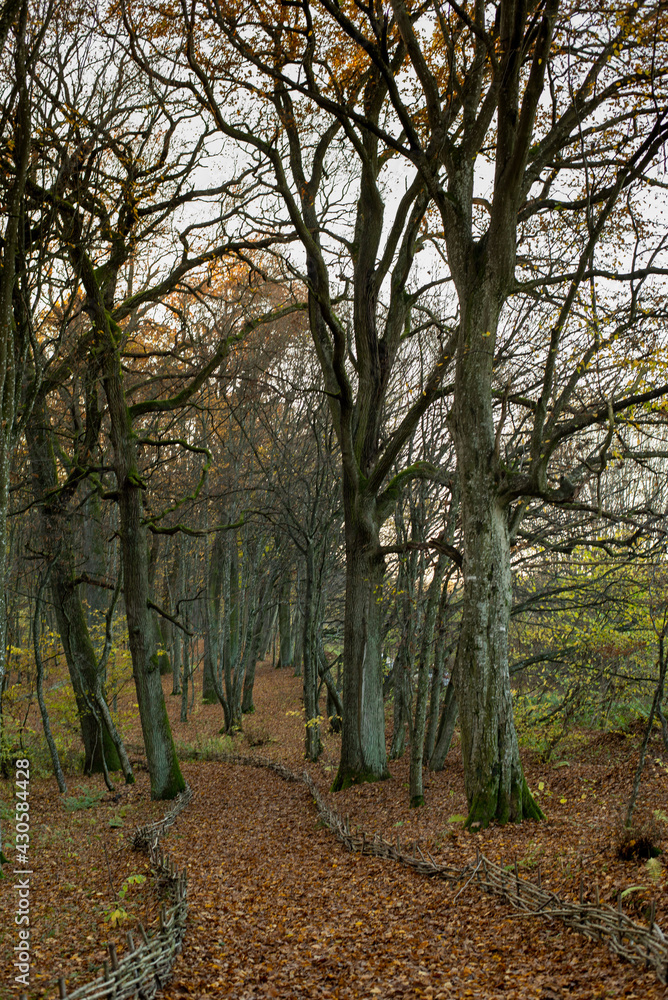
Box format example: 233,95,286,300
14,759,31,990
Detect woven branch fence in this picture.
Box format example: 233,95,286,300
190,750,668,987
36,749,668,997
27,786,192,1000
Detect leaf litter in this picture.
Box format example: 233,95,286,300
1,662,667,998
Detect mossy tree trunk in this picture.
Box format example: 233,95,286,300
331,493,389,790
449,280,541,827
0,1,34,740
69,241,185,799
110,407,184,794
105,356,185,797
82,491,108,627
26,398,125,776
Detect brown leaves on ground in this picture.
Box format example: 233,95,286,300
1,663,667,999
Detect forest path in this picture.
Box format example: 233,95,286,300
157,757,662,999
2,663,665,998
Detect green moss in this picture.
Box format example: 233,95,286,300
83,723,121,776
149,701,186,800
102,732,121,774
464,785,498,830
465,776,544,829
330,764,390,793
153,753,186,800
520,778,544,821
157,652,171,676
410,794,425,809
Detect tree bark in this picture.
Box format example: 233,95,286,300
278,571,293,669
424,591,453,765
203,532,224,704
292,566,303,677
409,553,448,807
0,1,32,729
34,561,67,793
302,540,321,760
429,677,458,773
168,541,182,696
102,344,185,799
148,534,170,676
82,491,108,627
242,566,272,715
331,496,388,790
450,287,541,826
26,399,124,775
389,643,411,761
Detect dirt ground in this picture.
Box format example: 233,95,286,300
1,661,667,998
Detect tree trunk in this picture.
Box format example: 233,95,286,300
26,400,123,775
242,566,272,715
292,567,303,678
168,540,182,695
331,501,388,790
409,554,447,807
102,345,185,800
389,544,414,760
389,644,410,760
203,532,232,730
425,582,456,764
203,532,224,704
450,288,541,827
34,571,67,794
429,677,458,772
424,647,448,765
0,4,31,737
148,534,170,676
258,602,276,662
240,627,259,714
222,532,242,727
278,572,293,669
49,561,122,774
171,630,182,695
180,620,189,723
302,541,321,761
82,491,108,628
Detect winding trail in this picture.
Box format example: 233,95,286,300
157,760,665,1000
